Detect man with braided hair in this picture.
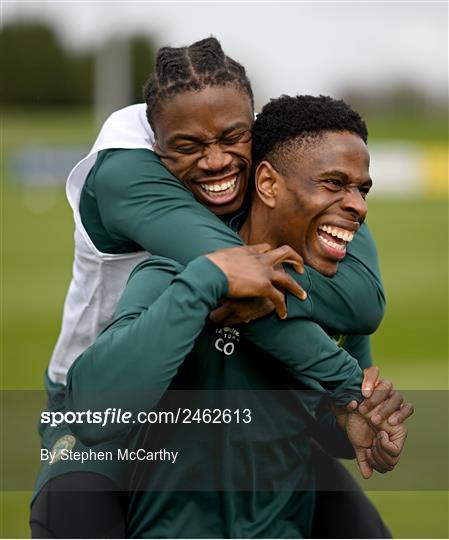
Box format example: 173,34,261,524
31,38,411,537
143,36,255,218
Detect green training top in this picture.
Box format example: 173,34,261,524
66,255,372,538
78,148,385,405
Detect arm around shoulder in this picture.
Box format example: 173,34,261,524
65,255,228,445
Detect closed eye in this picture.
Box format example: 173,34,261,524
175,144,201,154
221,130,251,145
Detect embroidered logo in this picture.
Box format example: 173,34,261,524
214,326,240,356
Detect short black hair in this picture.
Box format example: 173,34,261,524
143,37,254,129
252,94,368,174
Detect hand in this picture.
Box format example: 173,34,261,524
334,408,376,479
365,423,408,475
347,368,414,427
345,365,380,412
347,371,413,477
335,406,409,479
210,297,275,325
358,375,411,475
358,375,414,426
361,365,380,398
205,244,307,320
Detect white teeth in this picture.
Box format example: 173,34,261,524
200,177,237,194
319,235,346,251
318,224,354,243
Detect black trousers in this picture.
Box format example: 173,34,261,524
30,456,391,539
311,446,392,539
30,472,127,539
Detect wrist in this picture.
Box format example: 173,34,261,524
332,403,349,430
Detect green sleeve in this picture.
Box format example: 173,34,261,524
309,405,355,459
87,148,241,257
88,148,384,335
308,335,373,458
240,317,363,405
65,256,228,445
343,335,373,370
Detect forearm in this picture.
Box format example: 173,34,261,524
344,334,373,370
133,202,385,336
125,198,383,333
95,151,384,333
241,317,364,406
94,150,377,404
65,256,227,444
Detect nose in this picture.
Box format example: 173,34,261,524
197,144,233,173
342,188,368,221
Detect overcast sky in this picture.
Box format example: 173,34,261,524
3,1,447,105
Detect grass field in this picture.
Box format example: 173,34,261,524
1,109,448,538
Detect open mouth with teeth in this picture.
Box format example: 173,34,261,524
317,224,355,260
197,174,240,205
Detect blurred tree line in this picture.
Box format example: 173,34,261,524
342,84,448,142
0,22,155,107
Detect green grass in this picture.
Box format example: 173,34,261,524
367,198,448,389
1,108,448,538
369,491,449,538
2,107,96,151
365,111,448,142
2,185,74,389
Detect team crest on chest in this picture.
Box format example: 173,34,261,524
214,326,240,356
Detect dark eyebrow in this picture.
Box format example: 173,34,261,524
221,122,251,137
320,170,373,187
168,122,250,145
320,170,349,180
167,133,201,145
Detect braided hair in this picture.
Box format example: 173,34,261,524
252,94,368,175
143,37,254,128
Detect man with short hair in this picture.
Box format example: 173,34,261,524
64,94,409,538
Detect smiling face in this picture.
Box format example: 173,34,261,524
254,131,372,276
152,85,254,216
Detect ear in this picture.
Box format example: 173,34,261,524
254,161,283,209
